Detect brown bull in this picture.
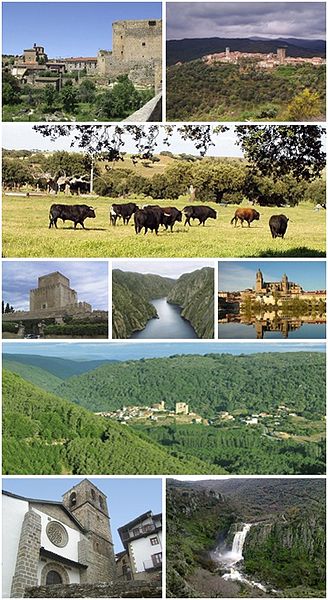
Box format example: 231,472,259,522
231,207,260,227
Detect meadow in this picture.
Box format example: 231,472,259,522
2,194,326,258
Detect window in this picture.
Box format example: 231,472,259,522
91,488,96,500
99,495,104,509
133,527,140,536
46,571,63,586
142,42,146,47
150,537,159,546
151,553,162,566
69,492,76,508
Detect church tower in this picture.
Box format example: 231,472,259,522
255,269,264,293
281,273,289,293
62,480,116,584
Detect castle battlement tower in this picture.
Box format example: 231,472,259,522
30,271,78,312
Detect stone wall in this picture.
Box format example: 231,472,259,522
124,93,162,122
25,579,162,597
3,302,94,322
11,510,42,598
112,20,162,64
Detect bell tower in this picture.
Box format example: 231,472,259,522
62,480,116,583
281,273,289,293
255,269,264,293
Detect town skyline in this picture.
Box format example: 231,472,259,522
219,261,326,292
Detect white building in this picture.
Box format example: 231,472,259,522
118,511,162,580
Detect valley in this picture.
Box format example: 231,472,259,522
166,478,326,598
112,267,214,339
2,349,325,475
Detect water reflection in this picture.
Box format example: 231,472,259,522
218,311,326,339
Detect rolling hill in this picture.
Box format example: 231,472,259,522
2,370,225,475
2,353,115,379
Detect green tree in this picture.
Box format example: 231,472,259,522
78,79,96,103
60,86,78,113
304,178,326,205
43,85,57,111
2,72,22,105
96,76,142,119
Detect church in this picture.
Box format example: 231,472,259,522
255,269,303,295
2,480,116,598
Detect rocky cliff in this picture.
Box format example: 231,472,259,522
112,267,214,339
167,267,214,338
112,270,175,338
166,478,326,598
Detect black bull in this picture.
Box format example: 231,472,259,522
49,204,96,229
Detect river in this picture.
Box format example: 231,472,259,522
218,321,326,339
130,297,198,339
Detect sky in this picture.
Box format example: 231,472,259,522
2,124,244,158
113,259,214,279
219,261,326,292
2,477,162,552
167,2,326,41
2,261,108,311
2,2,162,55
3,341,325,361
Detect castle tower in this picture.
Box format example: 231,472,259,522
225,47,230,58
255,269,264,293
62,480,116,584
281,273,289,293
277,47,287,64
30,272,77,312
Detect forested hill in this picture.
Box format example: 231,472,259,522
167,267,214,338
167,36,326,65
2,370,225,475
52,351,325,414
2,353,114,379
112,269,175,338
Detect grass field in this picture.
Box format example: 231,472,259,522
2,195,326,258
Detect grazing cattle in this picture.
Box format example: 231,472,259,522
231,207,260,227
269,214,289,239
69,179,90,195
183,205,217,226
49,204,96,229
134,207,162,235
110,202,138,225
161,207,182,232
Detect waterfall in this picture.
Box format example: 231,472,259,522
230,523,251,560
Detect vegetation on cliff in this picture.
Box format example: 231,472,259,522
167,267,214,338
166,478,326,598
112,267,214,339
112,269,175,338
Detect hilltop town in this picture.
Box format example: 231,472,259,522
203,45,326,68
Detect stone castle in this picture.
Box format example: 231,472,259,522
11,19,162,91
2,271,104,323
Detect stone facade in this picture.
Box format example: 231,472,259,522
62,480,116,584
10,510,42,598
255,269,302,294
30,272,78,312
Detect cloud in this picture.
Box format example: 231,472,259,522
167,2,326,40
